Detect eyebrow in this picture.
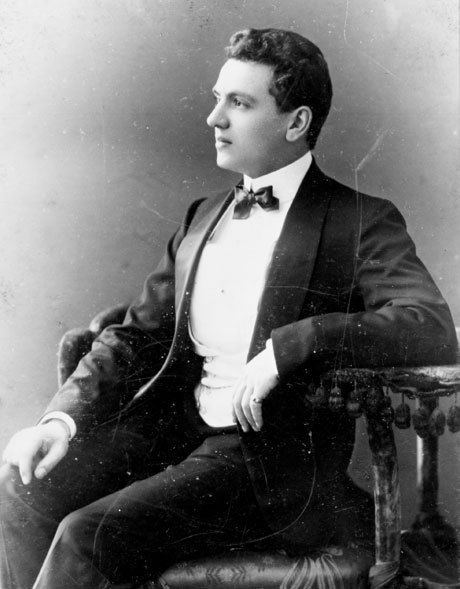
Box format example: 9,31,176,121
212,87,256,103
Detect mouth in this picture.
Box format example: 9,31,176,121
215,137,232,148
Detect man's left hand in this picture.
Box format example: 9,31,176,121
232,344,279,432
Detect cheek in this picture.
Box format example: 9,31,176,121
251,125,283,153
233,113,285,155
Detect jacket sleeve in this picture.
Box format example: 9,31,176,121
271,199,458,379
43,198,205,431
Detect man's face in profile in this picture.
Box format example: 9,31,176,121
207,59,292,178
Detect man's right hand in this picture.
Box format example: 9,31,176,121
2,420,70,485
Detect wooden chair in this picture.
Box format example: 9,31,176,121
57,305,460,589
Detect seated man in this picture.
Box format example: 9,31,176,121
0,28,457,589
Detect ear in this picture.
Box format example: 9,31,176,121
286,106,312,142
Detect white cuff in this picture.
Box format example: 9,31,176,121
264,339,279,379
39,412,77,439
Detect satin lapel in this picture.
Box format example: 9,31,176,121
247,161,332,360
131,189,234,402
174,188,234,322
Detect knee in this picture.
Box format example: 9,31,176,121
0,464,34,539
0,464,23,515
0,463,18,494
55,508,94,554
54,508,124,582
55,506,115,563
0,463,49,516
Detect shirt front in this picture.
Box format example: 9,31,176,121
189,151,312,426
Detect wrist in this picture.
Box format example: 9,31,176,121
38,411,76,439
264,339,280,381
41,418,71,441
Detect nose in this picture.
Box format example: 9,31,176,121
206,100,229,129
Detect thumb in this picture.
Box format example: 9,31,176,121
34,439,68,480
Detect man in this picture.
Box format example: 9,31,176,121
0,28,457,589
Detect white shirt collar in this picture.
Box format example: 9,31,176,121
243,151,312,204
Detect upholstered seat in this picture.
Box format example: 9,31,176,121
150,547,373,589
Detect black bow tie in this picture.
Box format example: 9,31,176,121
232,184,279,219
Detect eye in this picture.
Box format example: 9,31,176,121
232,97,246,108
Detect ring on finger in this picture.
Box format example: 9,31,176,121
250,397,263,404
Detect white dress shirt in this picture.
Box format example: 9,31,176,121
189,151,312,426
42,151,313,436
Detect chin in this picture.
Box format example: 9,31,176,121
215,153,244,175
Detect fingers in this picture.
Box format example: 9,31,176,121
3,431,42,485
2,424,69,485
34,438,68,480
242,390,259,432
232,379,263,433
250,397,264,431
17,445,39,485
233,379,251,433
232,349,278,432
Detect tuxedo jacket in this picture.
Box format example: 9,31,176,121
46,160,457,546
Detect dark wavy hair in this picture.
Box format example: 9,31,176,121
225,28,332,149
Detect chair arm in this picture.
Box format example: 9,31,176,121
57,303,129,387
57,328,95,388
88,303,129,335
313,364,460,588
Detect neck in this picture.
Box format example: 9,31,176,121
243,151,312,198
245,147,310,179
246,150,310,181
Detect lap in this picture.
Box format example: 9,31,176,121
1,411,263,539
49,431,266,585
71,431,259,533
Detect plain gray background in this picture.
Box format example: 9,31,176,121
0,0,458,532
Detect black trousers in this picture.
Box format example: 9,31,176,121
0,397,269,589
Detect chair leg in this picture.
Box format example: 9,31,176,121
401,399,459,584
365,384,402,588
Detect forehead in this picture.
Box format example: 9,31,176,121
213,59,275,98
